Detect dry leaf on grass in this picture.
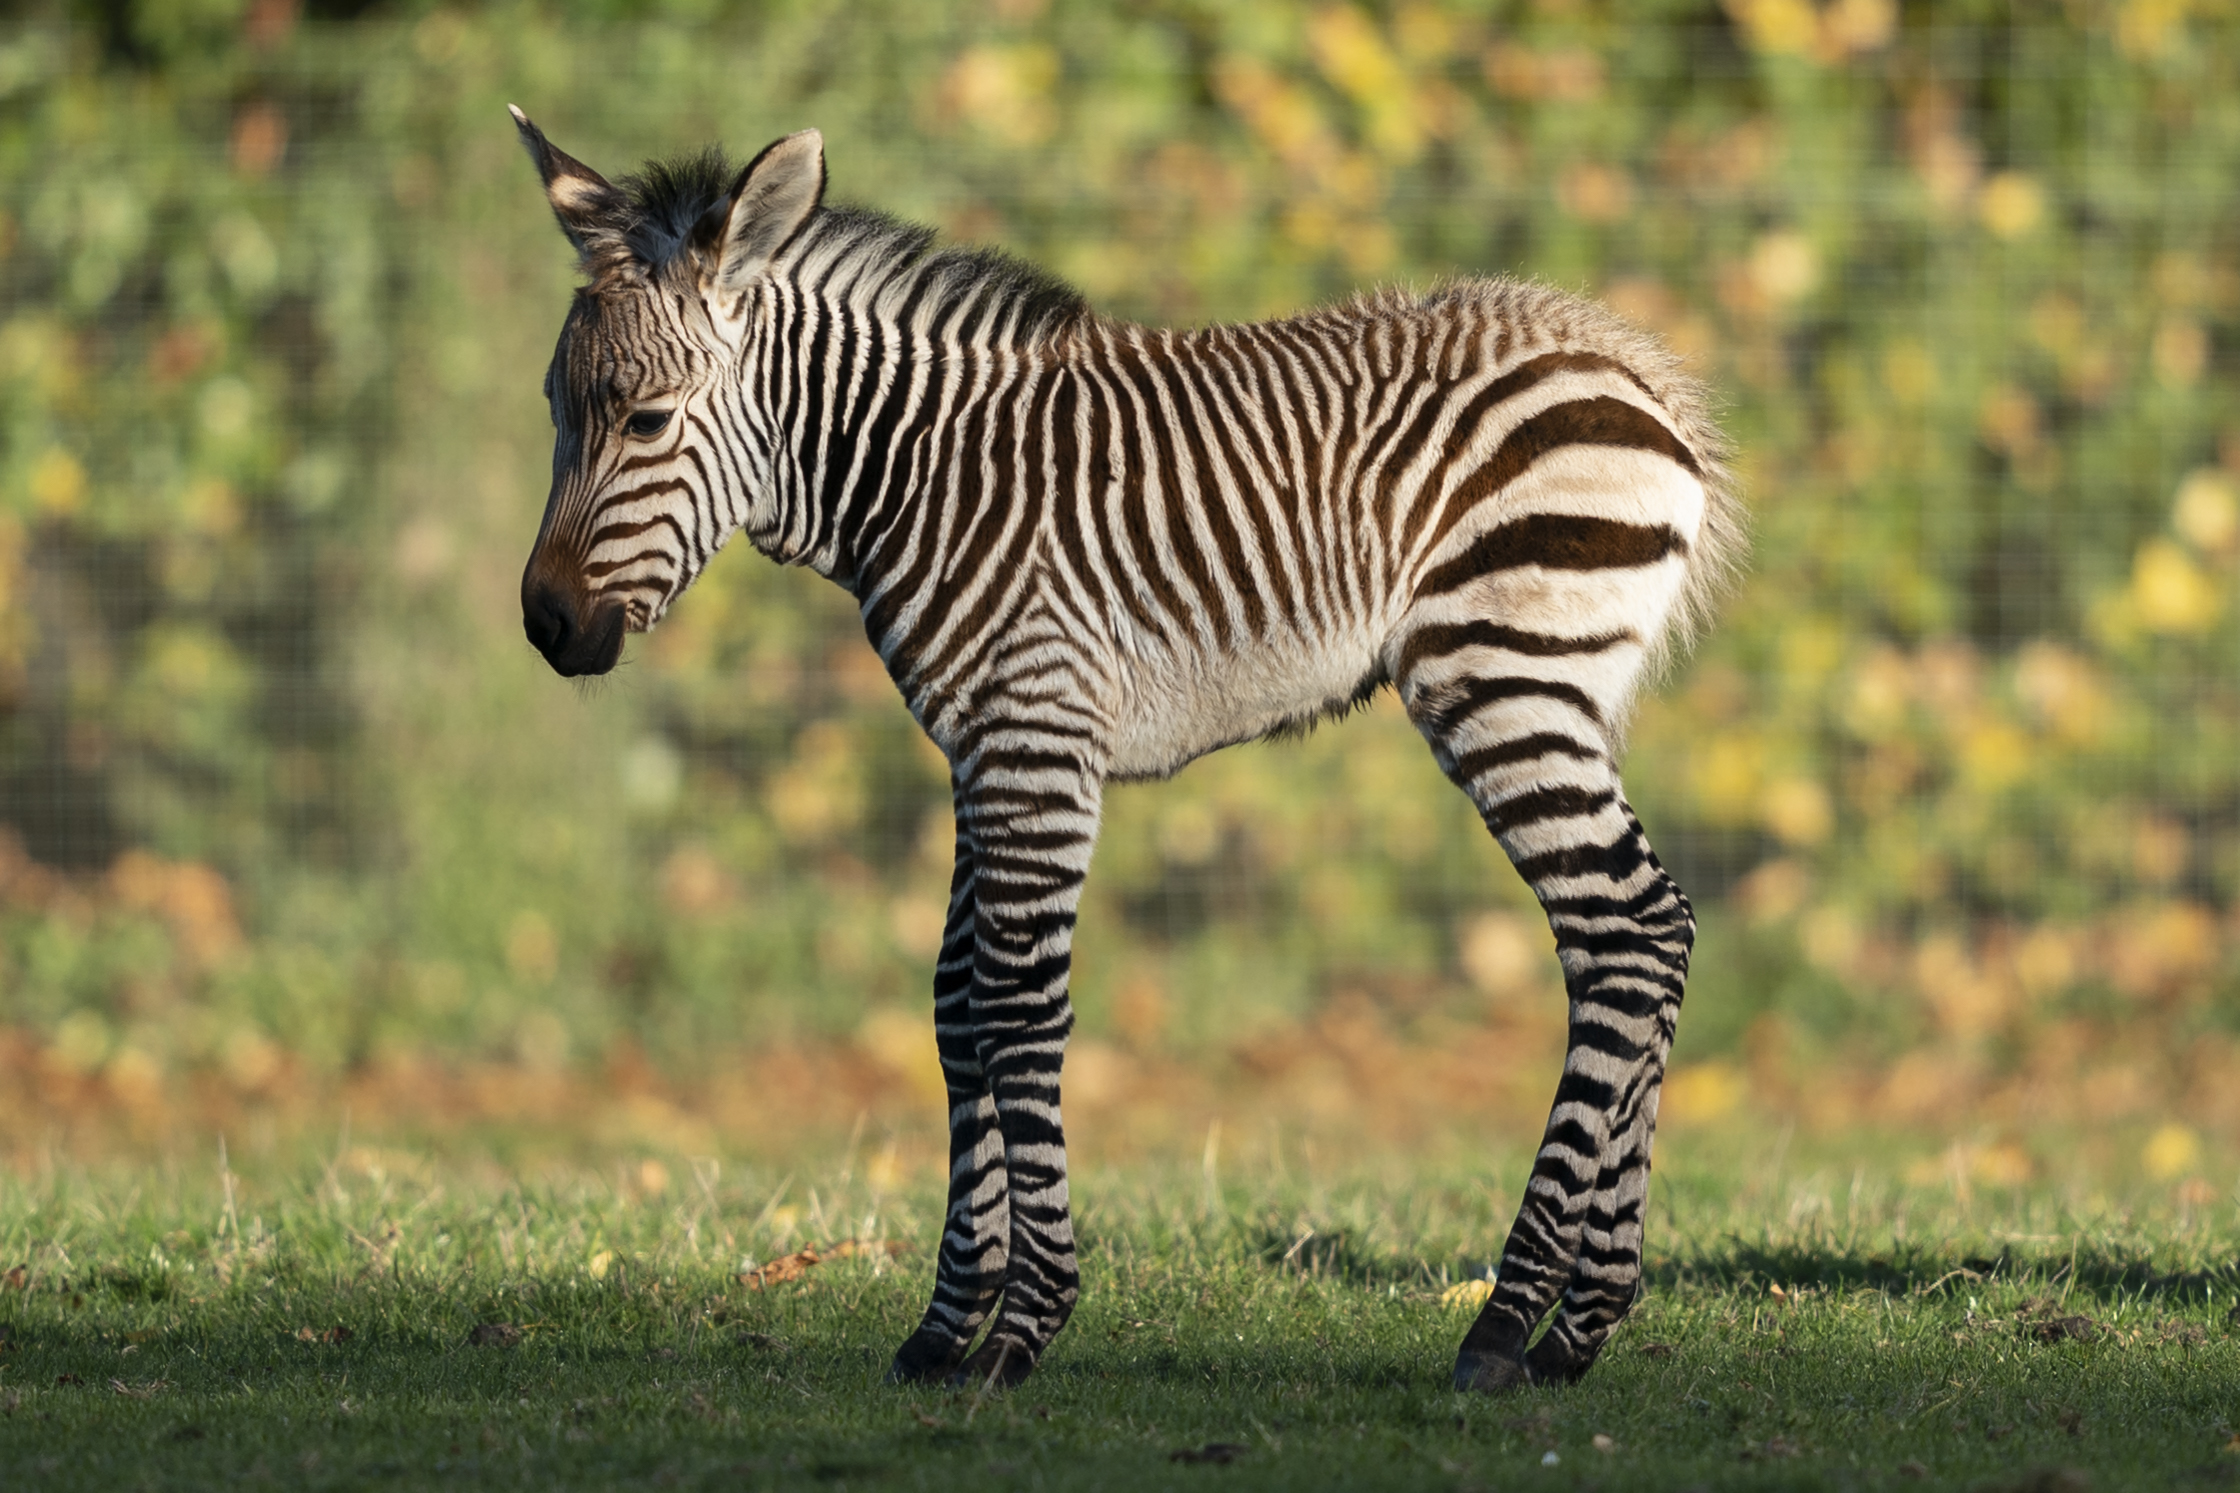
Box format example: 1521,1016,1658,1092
1169,1442,1249,1464
467,1322,523,1348
110,1378,170,1399
54,1374,84,1387
295,1325,353,1345
1637,1341,1676,1358
2013,1299,2102,1343
2,1265,25,1291
1990,1471,2091,1493
735,1239,904,1291
2026,1314,2101,1344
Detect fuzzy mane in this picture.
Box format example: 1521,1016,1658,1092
603,148,1090,351
610,148,739,268
783,206,1090,350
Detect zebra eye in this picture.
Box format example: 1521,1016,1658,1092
625,409,673,439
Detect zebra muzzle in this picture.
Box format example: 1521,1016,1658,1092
522,574,626,677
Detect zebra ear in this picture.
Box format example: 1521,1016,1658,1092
706,129,825,297
510,105,629,262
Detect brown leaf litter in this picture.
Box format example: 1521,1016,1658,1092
2015,1298,2102,1344
1170,1443,1249,1464
735,1238,904,1291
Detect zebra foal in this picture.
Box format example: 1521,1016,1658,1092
509,112,1740,1394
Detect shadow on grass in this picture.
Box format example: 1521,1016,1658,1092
1645,1238,2240,1303
1225,1211,2240,1311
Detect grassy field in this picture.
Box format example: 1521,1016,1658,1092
1,1139,2235,1491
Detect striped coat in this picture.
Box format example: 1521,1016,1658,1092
512,112,1740,1394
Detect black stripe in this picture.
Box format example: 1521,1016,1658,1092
1398,619,1637,680
1419,509,1689,600
1423,675,1604,739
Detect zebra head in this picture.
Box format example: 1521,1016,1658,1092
510,108,826,676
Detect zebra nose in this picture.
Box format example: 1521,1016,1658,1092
523,578,576,662
522,570,627,677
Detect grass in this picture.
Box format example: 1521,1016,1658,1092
2,1137,2237,1491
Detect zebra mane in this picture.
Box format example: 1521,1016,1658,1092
779,206,1091,351
611,148,741,268
602,146,1090,351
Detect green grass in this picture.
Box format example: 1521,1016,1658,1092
2,1143,2237,1490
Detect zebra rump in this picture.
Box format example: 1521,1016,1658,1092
510,110,1742,1394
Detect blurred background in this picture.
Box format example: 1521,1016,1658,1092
2,0,2237,1191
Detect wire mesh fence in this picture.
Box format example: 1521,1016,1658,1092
1,1,2236,1174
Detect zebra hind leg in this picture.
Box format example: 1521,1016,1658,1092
1515,817,1687,1385
887,836,1012,1384
1395,623,1694,1393
1453,804,1691,1393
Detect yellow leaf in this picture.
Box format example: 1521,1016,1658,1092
2173,470,2239,554
1978,172,2044,239
1664,1063,1744,1124
2131,539,2219,635
1442,1278,1494,1309
2143,1123,2201,1181
28,447,86,515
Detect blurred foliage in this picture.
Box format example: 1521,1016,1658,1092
2,0,2239,1157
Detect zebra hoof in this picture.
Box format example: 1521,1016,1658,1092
1452,1349,1530,1394
885,1329,972,1385
1523,1334,1597,1386
944,1336,1036,1392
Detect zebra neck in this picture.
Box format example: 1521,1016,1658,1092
769,321,1030,602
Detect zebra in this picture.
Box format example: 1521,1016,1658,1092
509,110,1740,1394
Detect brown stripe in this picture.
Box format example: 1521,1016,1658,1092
1447,732,1605,785
581,546,672,581
1419,509,1686,598
1417,389,1701,564
1077,359,1165,635
1169,350,1265,639
864,359,985,676
1389,351,1654,550
1044,372,1103,623
1421,674,1604,739
880,362,1015,686
1396,619,1637,681
1113,343,1222,637
1199,337,1298,625
1482,784,1619,837
1263,325,1335,627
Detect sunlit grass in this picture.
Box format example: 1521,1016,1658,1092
2,1138,2237,1490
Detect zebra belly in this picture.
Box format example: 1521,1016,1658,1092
1104,633,1387,781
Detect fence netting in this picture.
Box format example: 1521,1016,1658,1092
1,0,2235,1175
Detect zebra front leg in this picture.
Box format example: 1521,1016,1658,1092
1454,809,1692,1392
887,829,1011,1384
942,753,1101,1391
